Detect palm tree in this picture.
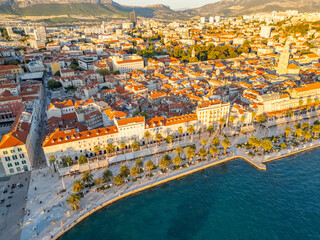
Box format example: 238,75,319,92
207,125,214,137
49,155,56,172
62,157,73,168
209,146,219,159
159,155,171,171
166,135,174,144
219,117,226,133
302,122,309,130
211,137,220,147
146,160,155,176
93,145,100,156
73,180,84,193
134,158,143,169
178,126,183,141
119,165,130,178
144,130,151,148
199,148,207,161
131,141,141,151
312,124,320,138
106,143,115,156
79,155,87,165
251,112,256,124
187,125,195,140
174,146,183,157
296,128,303,140
66,194,81,210
113,175,124,186
172,156,182,167
261,140,272,154
302,130,312,141
81,171,93,184
130,167,139,179
119,141,126,154
186,146,195,164
222,138,231,154
201,138,207,148
155,133,163,146
307,98,313,111
95,178,103,187
102,169,113,182
284,126,291,139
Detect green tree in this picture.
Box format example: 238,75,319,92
49,155,56,172
155,133,163,146
66,194,81,210
113,175,124,186
201,138,207,147
62,157,73,167
284,126,291,139
172,156,182,166
119,165,130,178
78,155,87,165
261,140,272,153
95,178,103,187
187,125,195,139
186,146,195,164
199,148,207,161
106,143,115,156
146,160,155,176
102,169,113,182
178,126,184,141
166,135,174,144
207,125,215,137
131,141,141,151
130,167,139,179
222,138,231,154
211,137,220,147
144,131,151,148
159,155,171,171
93,145,100,155
81,171,93,184
209,146,219,158
119,141,126,153
73,180,84,193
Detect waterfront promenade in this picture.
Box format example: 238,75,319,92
20,117,320,239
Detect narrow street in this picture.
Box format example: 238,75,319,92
31,75,51,169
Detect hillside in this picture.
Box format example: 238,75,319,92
184,0,320,17
0,0,187,19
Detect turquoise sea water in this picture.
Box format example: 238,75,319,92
61,149,320,240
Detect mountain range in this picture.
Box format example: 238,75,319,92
0,0,320,19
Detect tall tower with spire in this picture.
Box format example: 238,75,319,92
277,40,291,75
129,10,137,28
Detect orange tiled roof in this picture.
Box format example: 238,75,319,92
117,116,144,126
43,126,118,147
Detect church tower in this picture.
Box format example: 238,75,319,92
277,40,291,75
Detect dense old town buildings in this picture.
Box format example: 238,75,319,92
2,10,320,175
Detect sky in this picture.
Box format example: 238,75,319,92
114,0,218,10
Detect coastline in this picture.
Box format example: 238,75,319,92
52,143,318,240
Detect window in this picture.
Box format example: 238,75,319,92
9,168,14,174
7,163,12,167
18,148,22,152
3,150,8,155
5,156,10,161
21,160,26,164
14,162,19,166
19,154,25,158
10,149,15,153
12,155,18,160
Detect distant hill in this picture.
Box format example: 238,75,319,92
0,0,188,19
184,0,320,17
